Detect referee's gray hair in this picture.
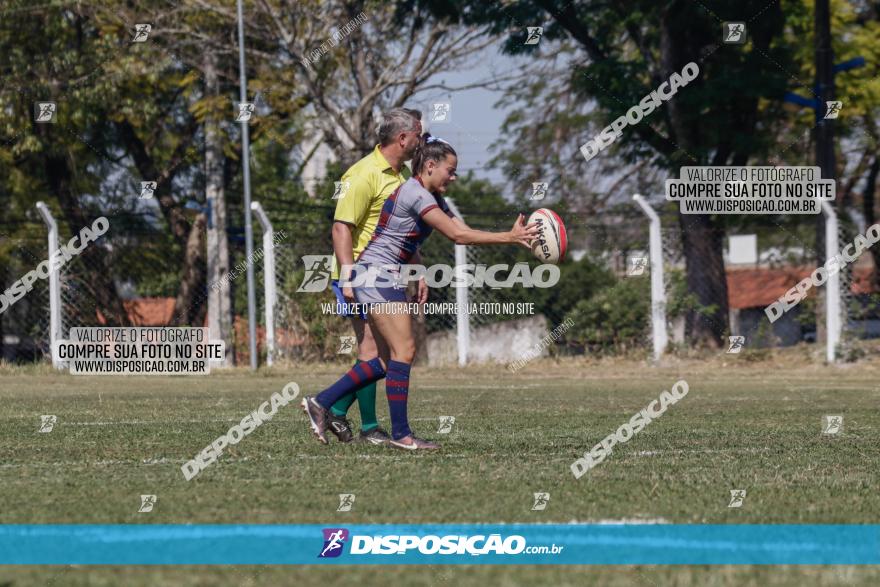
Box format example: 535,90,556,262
377,108,422,146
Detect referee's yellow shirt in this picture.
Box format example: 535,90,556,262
331,145,409,280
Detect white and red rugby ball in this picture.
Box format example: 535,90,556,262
528,208,567,264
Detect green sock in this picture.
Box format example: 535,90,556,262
329,391,356,417
330,359,360,417
330,360,379,432
355,379,378,432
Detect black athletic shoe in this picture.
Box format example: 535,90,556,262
327,413,354,443
301,396,329,445
389,434,440,450
358,427,392,446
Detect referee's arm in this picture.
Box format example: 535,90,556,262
332,177,372,293
332,222,356,293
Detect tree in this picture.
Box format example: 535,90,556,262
93,2,238,333
0,5,136,326
410,0,793,347
243,0,519,178
761,0,880,294
203,50,235,362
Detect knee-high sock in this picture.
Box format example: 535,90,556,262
330,360,379,431
385,360,412,440
316,358,386,410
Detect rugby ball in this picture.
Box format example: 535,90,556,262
528,208,567,264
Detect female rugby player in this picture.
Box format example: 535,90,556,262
302,134,539,450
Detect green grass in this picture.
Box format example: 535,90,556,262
1,351,880,585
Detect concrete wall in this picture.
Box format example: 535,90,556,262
426,315,550,366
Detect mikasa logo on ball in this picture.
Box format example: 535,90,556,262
534,217,551,259
527,208,567,265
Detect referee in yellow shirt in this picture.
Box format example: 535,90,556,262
327,108,424,444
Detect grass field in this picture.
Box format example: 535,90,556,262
2,348,880,585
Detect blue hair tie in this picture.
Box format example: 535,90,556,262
426,136,448,144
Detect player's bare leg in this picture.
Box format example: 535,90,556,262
368,305,439,450
352,317,378,361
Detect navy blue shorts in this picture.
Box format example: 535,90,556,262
331,280,366,320
351,264,408,307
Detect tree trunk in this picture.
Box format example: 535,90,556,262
172,213,208,326
203,51,234,364
676,212,729,347
115,119,199,251
115,120,208,326
660,7,728,347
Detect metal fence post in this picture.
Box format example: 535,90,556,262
36,202,63,369
445,199,469,366
821,201,840,363
251,202,276,366
633,194,668,361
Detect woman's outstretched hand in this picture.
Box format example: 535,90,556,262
510,214,541,249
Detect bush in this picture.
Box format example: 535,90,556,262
566,277,651,354
276,269,353,361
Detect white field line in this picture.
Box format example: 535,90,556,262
48,417,453,425
0,452,583,468
61,419,236,426
416,384,544,389
635,447,770,456
566,518,671,525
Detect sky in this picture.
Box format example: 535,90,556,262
416,44,531,187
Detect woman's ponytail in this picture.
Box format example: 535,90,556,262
411,132,456,175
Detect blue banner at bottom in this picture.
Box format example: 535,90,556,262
0,524,877,565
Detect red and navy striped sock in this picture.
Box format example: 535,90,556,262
385,360,412,440
316,358,386,409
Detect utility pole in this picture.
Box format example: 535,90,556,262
814,0,835,346
782,5,866,357
236,0,258,370
815,0,836,236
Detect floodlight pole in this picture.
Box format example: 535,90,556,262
633,194,668,362
236,0,258,370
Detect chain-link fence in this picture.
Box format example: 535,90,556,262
0,237,52,362
270,242,350,362
5,196,875,367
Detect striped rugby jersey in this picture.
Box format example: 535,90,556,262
356,177,455,266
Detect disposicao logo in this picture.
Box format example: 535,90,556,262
316,530,563,558
318,528,349,558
